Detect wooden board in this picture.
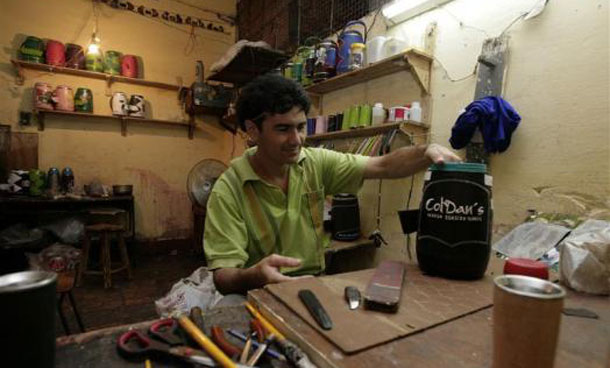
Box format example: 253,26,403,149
8,132,38,170
250,284,609,368
264,264,493,354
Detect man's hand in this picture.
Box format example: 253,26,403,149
252,254,306,284
364,143,461,179
213,254,310,295
424,143,461,165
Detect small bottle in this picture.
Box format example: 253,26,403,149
47,167,60,196
410,101,422,123
61,167,75,194
348,43,365,71
372,103,385,125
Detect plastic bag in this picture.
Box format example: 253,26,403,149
42,217,85,245
155,267,223,317
560,220,610,295
493,221,571,260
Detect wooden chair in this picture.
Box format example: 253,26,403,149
56,271,85,335
77,223,132,288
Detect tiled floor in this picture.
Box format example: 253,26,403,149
56,247,204,336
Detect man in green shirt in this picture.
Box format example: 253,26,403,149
204,74,460,295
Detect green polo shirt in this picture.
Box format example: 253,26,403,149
203,147,369,276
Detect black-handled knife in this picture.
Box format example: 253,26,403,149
298,289,333,330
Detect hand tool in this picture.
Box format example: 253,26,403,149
344,286,361,310
247,334,274,366
298,289,333,330
245,302,318,368
250,319,266,342
211,325,242,357
226,329,284,360
176,314,240,368
190,306,206,331
363,260,405,313
148,318,183,346
117,329,216,367
239,336,252,364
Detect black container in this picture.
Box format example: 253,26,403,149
0,271,57,367
331,194,360,241
400,163,492,279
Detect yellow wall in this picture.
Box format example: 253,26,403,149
318,0,609,265
0,0,244,240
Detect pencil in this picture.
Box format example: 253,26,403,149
177,315,237,368
245,302,285,341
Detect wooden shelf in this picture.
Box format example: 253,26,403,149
305,49,432,94
34,109,194,139
12,59,182,91
306,121,429,141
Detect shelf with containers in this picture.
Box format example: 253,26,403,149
304,48,433,148
12,59,198,138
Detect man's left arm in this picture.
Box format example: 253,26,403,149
364,143,461,179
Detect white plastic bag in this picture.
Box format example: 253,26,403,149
560,220,610,295
154,267,223,317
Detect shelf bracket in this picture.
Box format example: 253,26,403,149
188,116,195,139
404,52,431,94
36,110,45,131
11,60,25,86
120,117,127,136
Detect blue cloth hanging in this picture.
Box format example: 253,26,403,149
449,96,521,153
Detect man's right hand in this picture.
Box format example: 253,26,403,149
213,254,310,295
252,254,303,284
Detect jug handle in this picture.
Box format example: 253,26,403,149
342,20,368,42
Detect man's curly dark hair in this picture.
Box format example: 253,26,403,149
236,74,311,131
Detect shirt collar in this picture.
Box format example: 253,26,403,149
231,146,307,184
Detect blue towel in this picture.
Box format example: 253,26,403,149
449,96,521,153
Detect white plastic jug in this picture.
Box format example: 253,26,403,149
383,37,408,58
366,36,387,65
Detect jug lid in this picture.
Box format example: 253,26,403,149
429,162,486,173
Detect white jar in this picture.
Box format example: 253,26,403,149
410,101,422,122
372,103,385,125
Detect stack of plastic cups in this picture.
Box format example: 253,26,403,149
359,104,372,127
315,115,327,134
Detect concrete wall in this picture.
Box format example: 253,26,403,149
319,0,609,264
0,0,244,241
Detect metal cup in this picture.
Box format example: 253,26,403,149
493,275,566,368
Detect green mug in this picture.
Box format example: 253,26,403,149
74,87,93,113
358,104,372,127
18,36,44,63
104,50,122,75
86,50,104,72
342,108,351,130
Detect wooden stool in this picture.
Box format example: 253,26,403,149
77,223,132,288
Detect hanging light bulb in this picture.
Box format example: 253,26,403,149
85,27,104,72
87,31,101,55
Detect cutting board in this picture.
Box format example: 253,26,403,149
264,263,493,354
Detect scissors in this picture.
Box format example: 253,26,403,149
117,318,255,368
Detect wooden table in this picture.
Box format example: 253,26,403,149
249,269,610,368
0,194,135,239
